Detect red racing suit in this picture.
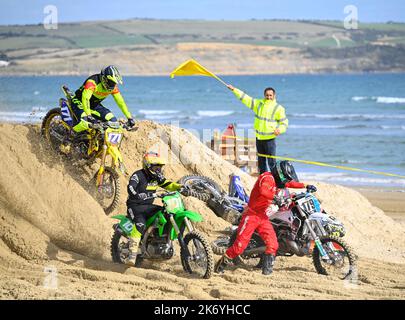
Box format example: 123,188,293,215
225,172,305,259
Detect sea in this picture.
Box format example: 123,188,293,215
0,73,404,188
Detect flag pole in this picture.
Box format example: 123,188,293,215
212,74,228,87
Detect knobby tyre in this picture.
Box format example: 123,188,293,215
110,230,123,263
178,175,223,199
211,237,231,255
180,231,214,279
41,108,66,151
110,229,143,267
312,235,357,280
93,167,121,215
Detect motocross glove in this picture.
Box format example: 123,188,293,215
127,118,136,128
272,195,284,207
306,185,317,193
137,193,150,201
89,122,103,131
85,115,97,123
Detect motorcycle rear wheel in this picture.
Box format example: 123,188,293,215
212,232,262,268
312,235,357,280
41,108,68,152
110,230,143,267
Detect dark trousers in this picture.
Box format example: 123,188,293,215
127,204,162,235
70,98,117,126
256,138,276,174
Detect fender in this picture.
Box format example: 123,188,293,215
59,98,74,127
170,210,203,240
111,215,141,238
174,210,203,223
108,145,123,167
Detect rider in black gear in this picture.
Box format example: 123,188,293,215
126,151,187,235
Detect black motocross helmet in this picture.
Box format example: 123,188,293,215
100,65,123,91
271,160,299,188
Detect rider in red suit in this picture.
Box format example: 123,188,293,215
215,161,315,275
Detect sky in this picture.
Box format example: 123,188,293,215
0,0,405,25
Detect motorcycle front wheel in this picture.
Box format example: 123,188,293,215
178,175,223,199
180,231,214,279
312,235,357,280
92,167,121,215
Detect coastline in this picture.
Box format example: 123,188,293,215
353,186,405,224
1,70,405,77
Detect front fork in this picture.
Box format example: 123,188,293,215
170,216,194,258
304,219,330,260
96,144,108,189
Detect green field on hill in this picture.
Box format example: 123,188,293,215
2,19,405,51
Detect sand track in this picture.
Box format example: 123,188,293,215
0,121,404,299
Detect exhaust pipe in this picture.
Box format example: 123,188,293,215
244,246,266,255
243,241,307,257
285,239,306,256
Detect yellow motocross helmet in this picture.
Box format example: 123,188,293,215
143,151,166,178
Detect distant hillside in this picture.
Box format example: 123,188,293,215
1,19,405,75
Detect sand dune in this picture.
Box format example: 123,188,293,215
0,121,404,299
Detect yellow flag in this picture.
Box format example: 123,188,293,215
170,59,227,85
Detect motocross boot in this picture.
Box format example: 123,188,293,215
59,130,78,155
126,236,141,267
214,254,233,274
255,256,263,269
59,142,71,155
262,254,275,275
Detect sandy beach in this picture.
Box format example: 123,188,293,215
0,121,404,300
354,187,405,225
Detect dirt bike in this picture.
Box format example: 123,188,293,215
212,187,357,280
41,85,134,214
110,191,214,279
179,174,248,225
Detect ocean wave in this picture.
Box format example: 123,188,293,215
289,124,343,129
143,114,201,121
237,123,253,128
293,124,405,130
339,159,363,164
351,96,405,104
0,107,55,123
351,96,368,101
138,109,180,115
197,110,235,117
0,111,45,123
291,113,405,120
300,172,405,186
379,125,405,130
376,97,405,104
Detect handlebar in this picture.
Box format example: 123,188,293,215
89,120,136,132
292,193,306,201
145,191,178,200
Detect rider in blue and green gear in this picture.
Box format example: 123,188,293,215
70,65,135,132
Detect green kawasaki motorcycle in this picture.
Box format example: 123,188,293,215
111,191,214,279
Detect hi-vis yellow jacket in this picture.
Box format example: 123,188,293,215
233,88,288,140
